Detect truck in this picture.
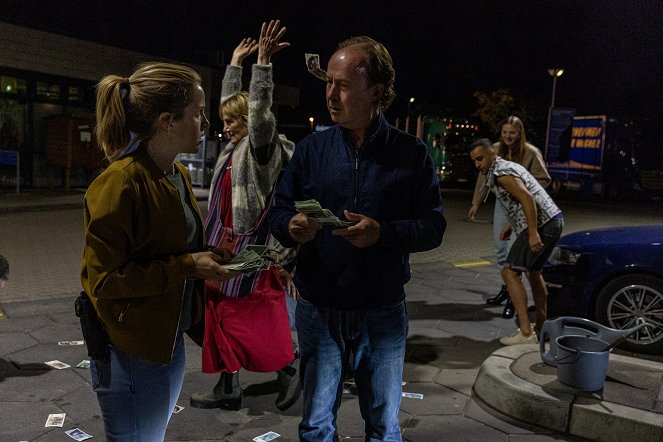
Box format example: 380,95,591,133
545,112,641,199
416,116,479,187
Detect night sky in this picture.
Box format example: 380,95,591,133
2,0,662,141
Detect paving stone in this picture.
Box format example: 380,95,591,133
0,366,86,401
222,414,299,442
403,362,440,383
0,332,38,356
399,382,468,416
8,342,89,368
0,401,68,441
30,323,85,344
0,315,54,333
433,367,480,396
53,384,100,422
1,297,74,317
401,414,505,441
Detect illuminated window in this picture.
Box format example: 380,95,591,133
68,86,83,102
1,76,27,95
36,81,61,100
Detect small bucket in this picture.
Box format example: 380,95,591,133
554,335,611,391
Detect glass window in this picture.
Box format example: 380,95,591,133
0,99,26,150
36,81,61,100
68,86,83,102
1,76,27,95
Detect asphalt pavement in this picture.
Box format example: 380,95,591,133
1,187,662,441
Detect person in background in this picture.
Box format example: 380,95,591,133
468,116,550,319
269,36,446,441
81,62,237,440
470,138,563,345
0,254,8,289
189,20,301,412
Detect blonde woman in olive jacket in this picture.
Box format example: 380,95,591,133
81,62,237,441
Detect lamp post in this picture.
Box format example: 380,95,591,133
405,97,415,133
544,68,564,160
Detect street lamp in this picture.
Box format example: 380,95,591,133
544,68,564,159
309,116,315,132
405,97,415,133
547,69,564,108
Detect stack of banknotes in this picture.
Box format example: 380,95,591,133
294,199,353,227
222,245,271,274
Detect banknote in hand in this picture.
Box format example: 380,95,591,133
294,199,353,228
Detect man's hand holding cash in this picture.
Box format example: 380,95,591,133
331,209,381,248
289,199,354,244
294,199,354,228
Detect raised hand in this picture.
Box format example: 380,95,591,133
230,38,258,66
257,19,290,65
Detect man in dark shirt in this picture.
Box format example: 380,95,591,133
269,36,446,441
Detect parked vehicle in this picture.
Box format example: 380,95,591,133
634,122,663,197
418,116,479,187
545,113,641,199
542,225,663,354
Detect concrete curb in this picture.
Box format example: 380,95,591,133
473,345,663,442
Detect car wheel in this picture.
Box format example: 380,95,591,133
595,274,663,354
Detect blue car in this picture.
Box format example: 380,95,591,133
543,225,663,354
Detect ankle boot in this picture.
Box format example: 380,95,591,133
190,371,243,410
487,285,509,305
275,355,302,411
502,299,515,319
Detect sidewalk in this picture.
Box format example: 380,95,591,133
1,188,662,441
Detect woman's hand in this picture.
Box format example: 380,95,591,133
230,38,258,66
467,203,479,221
257,19,290,65
276,266,299,300
191,251,239,281
499,224,512,241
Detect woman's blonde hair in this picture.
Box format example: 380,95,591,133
220,91,249,124
497,115,527,164
94,62,201,162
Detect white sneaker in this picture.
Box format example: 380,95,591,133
500,328,538,346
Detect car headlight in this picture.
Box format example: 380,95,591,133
547,246,582,266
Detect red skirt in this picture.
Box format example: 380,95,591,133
201,267,294,373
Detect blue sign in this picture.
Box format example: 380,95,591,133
0,150,19,166
569,116,605,171
546,108,575,163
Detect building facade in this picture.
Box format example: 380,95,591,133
0,21,217,188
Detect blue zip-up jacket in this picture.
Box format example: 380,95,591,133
269,114,446,310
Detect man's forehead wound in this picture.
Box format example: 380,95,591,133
356,65,369,78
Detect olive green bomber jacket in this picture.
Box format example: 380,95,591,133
81,146,203,364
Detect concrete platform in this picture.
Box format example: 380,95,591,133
474,344,663,442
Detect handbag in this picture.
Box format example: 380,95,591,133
201,265,294,373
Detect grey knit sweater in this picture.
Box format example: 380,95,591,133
209,64,295,234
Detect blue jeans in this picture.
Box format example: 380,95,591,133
296,298,408,442
91,332,186,441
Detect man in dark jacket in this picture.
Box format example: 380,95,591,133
269,36,446,441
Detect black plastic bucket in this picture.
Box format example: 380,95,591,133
554,335,611,391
